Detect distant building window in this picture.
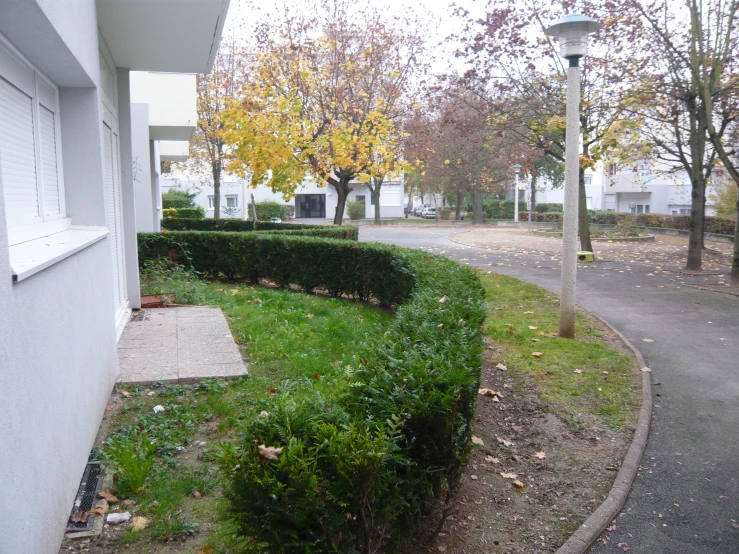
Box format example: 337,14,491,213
226,195,238,208
584,175,592,185
208,196,214,209
680,208,690,215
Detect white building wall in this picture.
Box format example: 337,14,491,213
131,104,156,232
0,3,120,553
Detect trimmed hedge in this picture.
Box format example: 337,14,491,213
255,200,288,221
520,211,736,236
138,230,486,553
139,231,406,304
162,217,326,232
162,207,205,219
483,200,527,220
534,203,563,213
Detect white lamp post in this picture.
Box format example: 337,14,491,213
545,13,601,339
512,164,522,222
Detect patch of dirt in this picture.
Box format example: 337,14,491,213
403,338,637,554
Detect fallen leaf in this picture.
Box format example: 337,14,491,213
484,455,500,464
471,436,484,446
500,472,518,479
512,480,525,489
230,289,240,296
120,390,131,398
642,338,654,343
534,451,546,459
130,516,150,532
259,410,271,417
511,425,524,433
307,313,315,319
497,437,514,447
258,444,283,460
438,296,447,304
528,326,537,330
98,491,119,504
495,363,508,371
194,490,203,498
574,369,583,374
69,511,89,524
531,352,543,357
470,475,478,480
197,548,215,554
641,367,652,373
478,388,503,399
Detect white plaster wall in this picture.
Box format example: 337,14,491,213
132,104,155,232
130,72,197,141
0,5,120,552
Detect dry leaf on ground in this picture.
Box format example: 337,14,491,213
97,491,118,504
531,352,543,357
497,437,515,447
512,480,525,489
130,516,150,532
641,367,652,373
642,338,654,343
534,451,546,459
258,445,283,460
471,436,484,446
500,472,518,479
496,363,508,371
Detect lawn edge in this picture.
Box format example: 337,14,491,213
555,308,652,554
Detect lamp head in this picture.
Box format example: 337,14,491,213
545,13,601,60
512,163,522,174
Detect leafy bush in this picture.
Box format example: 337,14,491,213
347,200,366,221
439,207,452,220
534,203,563,213
103,430,156,498
483,200,527,219
138,231,412,305
162,189,197,210
162,217,329,232
520,211,563,223
161,207,205,219
255,201,286,221
213,249,485,553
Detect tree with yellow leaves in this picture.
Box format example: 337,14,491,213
223,0,425,225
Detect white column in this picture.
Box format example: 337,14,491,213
559,62,581,338
514,173,520,222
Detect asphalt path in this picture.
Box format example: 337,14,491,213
361,225,739,554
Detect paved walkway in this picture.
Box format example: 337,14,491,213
117,306,247,384
361,226,739,554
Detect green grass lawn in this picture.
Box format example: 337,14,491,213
478,271,639,430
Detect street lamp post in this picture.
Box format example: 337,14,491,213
545,13,601,339
512,164,522,223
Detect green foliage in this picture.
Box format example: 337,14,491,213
483,200,527,219
519,211,563,223
439,207,452,220
138,231,413,305
162,217,336,233
162,207,206,219
534,203,563,213
162,189,198,209
255,201,287,221
347,200,366,221
214,250,486,553
103,430,156,498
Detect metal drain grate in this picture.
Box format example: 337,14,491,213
66,462,104,533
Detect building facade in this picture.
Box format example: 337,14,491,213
0,1,229,552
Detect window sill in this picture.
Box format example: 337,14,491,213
10,226,109,282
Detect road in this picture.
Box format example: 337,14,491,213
361,225,739,554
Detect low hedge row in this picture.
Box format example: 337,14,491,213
162,207,206,219
139,231,407,304
520,211,736,236
138,230,486,553
483,200,527,220
534,203,563,213
161,217,322,232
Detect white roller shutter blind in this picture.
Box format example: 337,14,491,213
103,122,122,310
39,105,60,217
0,76,39,226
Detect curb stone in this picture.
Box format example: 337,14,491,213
555,310,652,554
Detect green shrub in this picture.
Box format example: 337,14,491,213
439,207,452,220
586,211,735,236
138,231,412,305
520,211,563,223
483,200,527,219
255,201,286,221
534,203,563,213
162,189,197,210
212,248,485,553
162,217,327,233
161,207,206,219
347,200,366,221
162,208,179,219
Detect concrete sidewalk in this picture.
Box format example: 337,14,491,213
117,306,247,384
362,226,739,554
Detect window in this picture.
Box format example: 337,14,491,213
679,208,690,215
208,196,215,209
584,175,592,185
226,195,238,208
0,39,64,239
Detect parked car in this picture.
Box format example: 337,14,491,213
424,207,437,219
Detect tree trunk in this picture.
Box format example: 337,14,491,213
371,180,382,225
578,167,592,253
473,188,483,224
686,174,706,270
213,162,221,219
455,191,462,220
331,174,353,226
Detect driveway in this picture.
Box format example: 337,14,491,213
361,225,739,554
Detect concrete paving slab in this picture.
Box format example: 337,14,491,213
117,307,248,384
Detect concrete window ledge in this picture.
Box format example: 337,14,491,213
10,226,109,282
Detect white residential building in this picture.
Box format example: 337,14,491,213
162,177,406,221
0,1,229,552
